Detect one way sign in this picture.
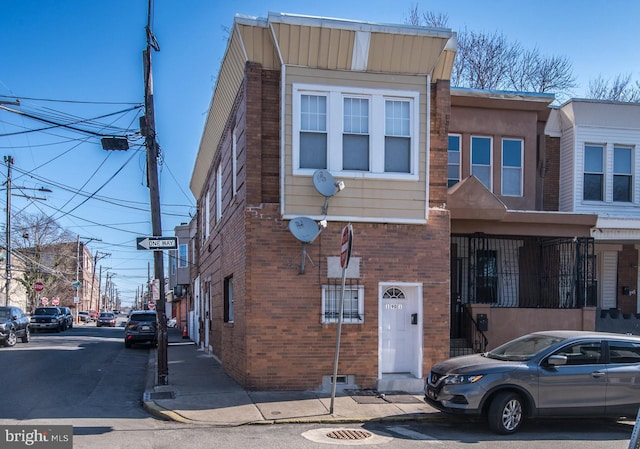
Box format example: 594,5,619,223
136,236,178,251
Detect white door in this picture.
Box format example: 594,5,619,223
379,284,421,375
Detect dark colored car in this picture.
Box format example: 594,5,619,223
30,307,65,333
425,330,640,434
0,306,30,347
58,306,73,330
97,312,116,327
124,311,157,348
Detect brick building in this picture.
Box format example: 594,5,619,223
189,13,456,392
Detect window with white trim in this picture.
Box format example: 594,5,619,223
232,127,238,197
448,134,461,187
501,138,523,196
321,284,364,324
613,145,632,202
293,84,419,179
178,244,188,269
471,136,492,190
216,165,222,221
584,144,604,201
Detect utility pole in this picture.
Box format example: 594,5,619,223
142,0,168,385
4,156,12,306
90,251,110,312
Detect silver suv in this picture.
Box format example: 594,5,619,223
425,330,640,434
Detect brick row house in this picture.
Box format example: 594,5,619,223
187,12,456,392
177,11,640,392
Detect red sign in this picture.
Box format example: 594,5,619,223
51,296,60,306
147,301,156,310
340,224,353,269
34,281,44,292
41,297,49,305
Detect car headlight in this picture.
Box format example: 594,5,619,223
444,374,484,385
0,323,5,330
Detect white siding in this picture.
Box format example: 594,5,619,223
558,126,575,211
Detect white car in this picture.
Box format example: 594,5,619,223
167,318,177,328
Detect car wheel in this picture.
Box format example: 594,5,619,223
4,329,17,347
21,327,30,343
488,391,524,434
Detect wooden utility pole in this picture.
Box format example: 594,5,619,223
142,0,168,385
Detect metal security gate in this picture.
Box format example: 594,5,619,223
451,234,596,310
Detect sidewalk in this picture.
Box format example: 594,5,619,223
142,328,443,426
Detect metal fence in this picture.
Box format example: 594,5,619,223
452,234,596,309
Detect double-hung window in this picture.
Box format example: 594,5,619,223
448,134,461,187
613,146,632,202
294,84,419,179
501,138,523,196
385,100,411,173
343,97,369,170
178,244,188,269
583,144,604,201
300,94,327,169
471,136,492,189
322,284,364,324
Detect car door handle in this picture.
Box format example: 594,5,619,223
591,371,606,378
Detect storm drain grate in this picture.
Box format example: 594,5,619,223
326,429,372,441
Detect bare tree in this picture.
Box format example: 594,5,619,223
405,6,576,99
587,74,640,102
11,212,76,312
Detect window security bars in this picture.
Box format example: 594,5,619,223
322,279,363,324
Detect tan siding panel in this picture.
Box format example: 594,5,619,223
272,23,354,70
368,33,448,74
282,66,428,222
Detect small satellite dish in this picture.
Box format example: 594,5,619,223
313,169,338,197
288,217,321,243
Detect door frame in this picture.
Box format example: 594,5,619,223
377,282,423,380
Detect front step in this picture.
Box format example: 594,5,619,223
377,374,424,394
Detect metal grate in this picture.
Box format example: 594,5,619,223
326,429,372,440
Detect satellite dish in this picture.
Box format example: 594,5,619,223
313,169,338,197
288,217,321,243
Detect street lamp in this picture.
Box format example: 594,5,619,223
3,156,52,306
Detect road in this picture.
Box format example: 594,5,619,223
0,320,636,448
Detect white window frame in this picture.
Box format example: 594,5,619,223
501,138,523,197
178,244,188,269
205,190,210,240
216,165,222,221
321,284,364,324
448,134,461,187
292,83,420,180
471,135,493,190
583,143,604,202
232,127,238,197
613,145,633,203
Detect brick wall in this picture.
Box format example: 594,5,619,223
543,135,560,211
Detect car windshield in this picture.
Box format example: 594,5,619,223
34,308,57,315
0,310,10,319
487,334,567,361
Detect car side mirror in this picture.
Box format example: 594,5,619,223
546,355,567,366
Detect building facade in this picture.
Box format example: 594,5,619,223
189,13,456,392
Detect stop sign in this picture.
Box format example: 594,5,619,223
34,281,44,292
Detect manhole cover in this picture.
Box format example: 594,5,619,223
326,429,372,440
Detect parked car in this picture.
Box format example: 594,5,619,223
97,312,116,327
0,306,30,347
30,307,65,333
88,310,98,320
58,306,73,330
78,311,91,322
124,310,157,348
425,330,640,434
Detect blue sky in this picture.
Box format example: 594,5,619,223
1,0,638,306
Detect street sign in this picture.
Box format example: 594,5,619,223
340,224,353,269
71,281,81,288
136,236,178,250
34,281,44,292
